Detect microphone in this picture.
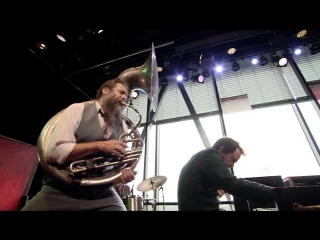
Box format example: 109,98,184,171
131,184,134,195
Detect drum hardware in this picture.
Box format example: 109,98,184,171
122,195,144,211
143,198,157,211
159,185,165,211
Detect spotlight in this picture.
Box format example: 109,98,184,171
197,75,205,83
215,65,223,72
227,47,236,54
271,52,287,67
191,75,198,83
296,30,307,38
57,34,66,42
293,48,302,55
161,78,168,86
182,72,189,81
131,90,139,99
251,58,258,65
259,55,269,66
202,69,210,78
231,61,240,71
191,74,205,84
309,43,320,55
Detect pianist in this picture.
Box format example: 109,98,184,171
177,137,275,211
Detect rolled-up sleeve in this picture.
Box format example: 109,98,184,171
47,103,84,165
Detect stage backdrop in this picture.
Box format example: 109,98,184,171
0,135,38,211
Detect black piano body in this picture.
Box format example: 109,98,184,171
233,175,284,211
233,175,320,211
273,186,320,211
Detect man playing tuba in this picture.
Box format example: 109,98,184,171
21,78,137,211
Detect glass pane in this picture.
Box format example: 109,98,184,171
298,101,320,149
223,104,320,180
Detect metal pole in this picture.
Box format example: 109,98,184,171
211,69,234,177
211,70,227,137
154,124,160,210
142,99,151,200
292,103,320,166
66,42,174,76
177,81,211,148
287,52,320,112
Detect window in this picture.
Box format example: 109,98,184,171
223,104,320,179
298,101,320,149
158,116,223,202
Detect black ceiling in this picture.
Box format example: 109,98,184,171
1,29,319,146
13,29,320,97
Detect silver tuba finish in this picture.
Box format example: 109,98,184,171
37,43,159,186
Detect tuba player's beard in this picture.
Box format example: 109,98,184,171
103,95,123,127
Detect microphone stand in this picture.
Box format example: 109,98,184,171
159,186,165,211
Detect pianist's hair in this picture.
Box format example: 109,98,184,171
212,137,246,156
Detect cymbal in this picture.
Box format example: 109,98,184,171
137,176,167,192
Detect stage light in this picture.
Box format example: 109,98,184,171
271,52,287,67
215,65,223,72
191,74,205,84
198,75,205,83
131,91,139,99
309,43,320,55
161,78,168,86
296,30,307,38
251,58,258,65
294,48,302,55
227,47,236,54
231,61,240,71
259,55,269,66
202,69,210,78
57,34,66,42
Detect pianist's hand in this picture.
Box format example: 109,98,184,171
218,190,226,198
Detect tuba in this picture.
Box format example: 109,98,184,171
37,43,159,186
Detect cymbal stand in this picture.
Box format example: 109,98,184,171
159,186,165,211
144,180,155,211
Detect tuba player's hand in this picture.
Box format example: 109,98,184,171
119,168,138,184
99,139,128,157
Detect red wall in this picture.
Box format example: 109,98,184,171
0,135,38,211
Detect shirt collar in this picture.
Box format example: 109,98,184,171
95,100,105,116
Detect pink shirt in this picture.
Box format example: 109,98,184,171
47,100,128,164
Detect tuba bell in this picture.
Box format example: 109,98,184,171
37,43,159,186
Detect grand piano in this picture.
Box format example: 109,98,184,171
273,185,320,211
233,175,320,211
